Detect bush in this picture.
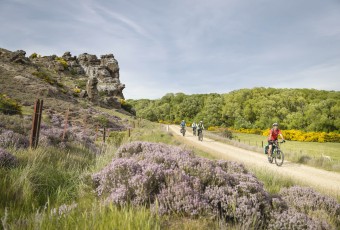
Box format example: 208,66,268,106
0,130,29,149
55,57,68,68
120,99,135,115
93,142,271,228
279,186,340,226
0,148,18,168
32,71,64,88
93,142,338,228
0,94,22,115
95,115,109,127
29,53,38,59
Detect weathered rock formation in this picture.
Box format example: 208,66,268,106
86,77,99,104
77,53,125,100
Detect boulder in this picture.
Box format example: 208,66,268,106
79,90,87,98
10,50,30,64
100,96,121,109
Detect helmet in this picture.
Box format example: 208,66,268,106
182,120,184,122
273,123,278,126
200,121,203,123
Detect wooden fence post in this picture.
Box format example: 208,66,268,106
128,128,131,137
34,99,43,148
103,127,106,143
30,99,43,149
262,141,264,148
30,99,40,148
62,108,69,140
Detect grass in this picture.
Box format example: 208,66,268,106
1,120,339,229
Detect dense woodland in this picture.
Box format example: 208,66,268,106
128,88,340,133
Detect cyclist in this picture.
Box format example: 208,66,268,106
180,120,186,135
267,123,285,159
192,122,197,135
197,121,204,135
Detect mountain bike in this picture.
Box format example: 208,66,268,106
198,129,203,141
193,127,197,136
266,140,285,166
180,126,186,136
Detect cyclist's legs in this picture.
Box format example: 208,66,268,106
268,141,274,156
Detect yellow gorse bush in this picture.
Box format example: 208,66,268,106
55,57,68,68
73,88,81,94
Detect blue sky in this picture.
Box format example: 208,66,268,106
1,0,339,99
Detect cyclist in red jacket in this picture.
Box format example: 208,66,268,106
267,123,285,158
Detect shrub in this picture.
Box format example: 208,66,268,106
95,115,109,127
0,94,22,115
0,148,18,168
29,53,38,59
268,208,330,230
0,130,29,149
93,142,272,228
93,142,339,228
279,186,340,226
55,57,68,68
32,70,64,88
75,79,87,89
120,99,135,115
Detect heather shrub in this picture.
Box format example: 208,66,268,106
0,148,17,168
93,142,271,228
93,142,340,228
268,208,330,230
0,130,29,149
279,186,340,226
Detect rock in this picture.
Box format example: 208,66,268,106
13,75,30,83
79,90,87,98
10,50,30,64
78,52,125,102
86,77,99,104
100,96,121,109
62,51,76,61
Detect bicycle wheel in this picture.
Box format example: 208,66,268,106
198,131,203,141
268,156,273,163
275,149,284,166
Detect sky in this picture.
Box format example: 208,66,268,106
1,0,340,99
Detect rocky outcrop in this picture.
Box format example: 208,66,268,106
10,50,30,64
0,48,126,110
78,52,125,106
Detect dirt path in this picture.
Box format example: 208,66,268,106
169,125,340,196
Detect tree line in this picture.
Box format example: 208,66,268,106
128,88,340,133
